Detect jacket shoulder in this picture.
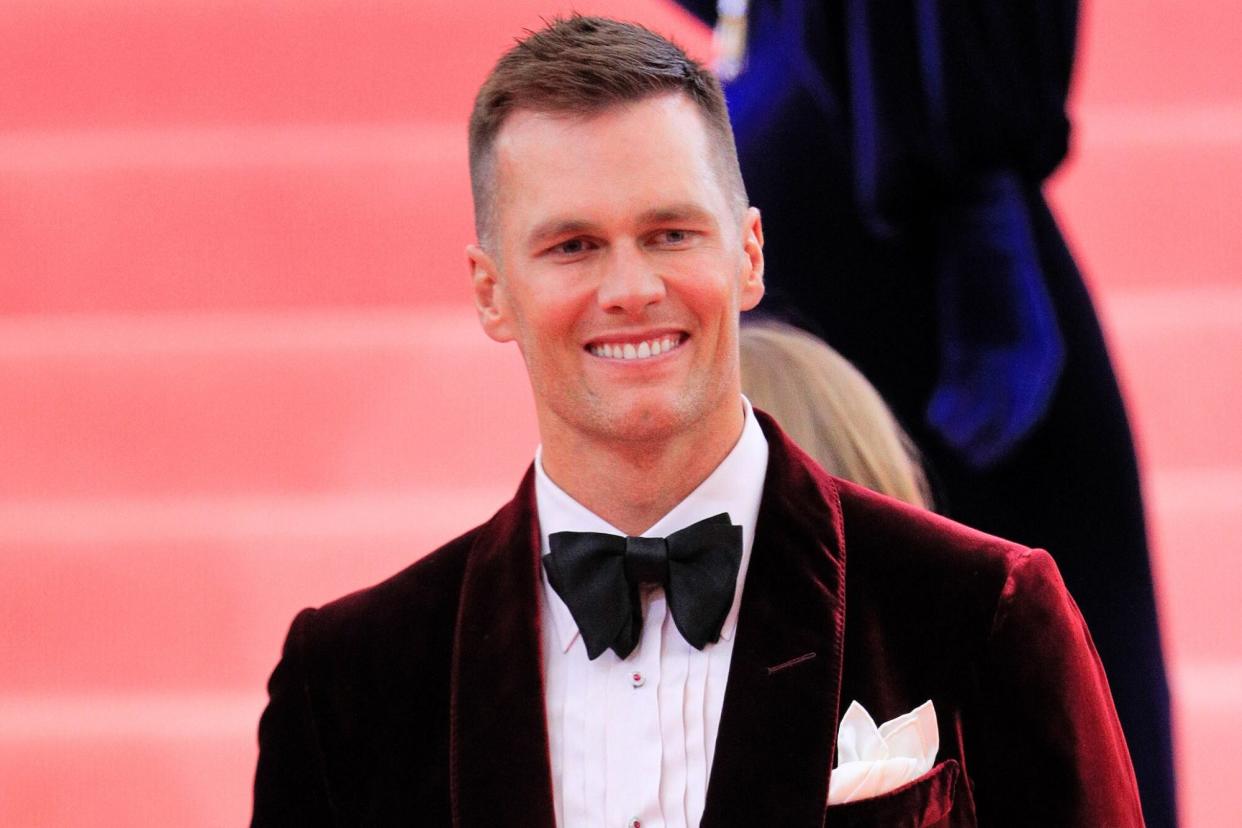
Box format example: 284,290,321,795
834,475,1032,580
830,476,1050,660
254,523,489,824
297,523,482,650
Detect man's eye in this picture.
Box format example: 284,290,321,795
655,229,692,246
553,238,591,256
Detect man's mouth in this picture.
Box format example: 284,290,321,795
587,333,687,361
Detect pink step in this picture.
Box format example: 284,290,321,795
4,620,1236,828
0,471,1234,695
1173,662,1242,827
0,488,510,693
0,0,709,131
6,291,1229,499
5,127,1237,313
1,663,1237,827
1076,0,1242,108
1,125,474,313
1050,122,1242,291
1148,471,1242,663
4,0,1230,131
0,310,537,498
1099,288,1242,470
0,703,256,827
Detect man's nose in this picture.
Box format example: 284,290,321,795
596,246,666,314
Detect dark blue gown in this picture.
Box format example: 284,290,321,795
676,1,1176,823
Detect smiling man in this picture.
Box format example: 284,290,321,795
467,90,763,537
253,16,1144,827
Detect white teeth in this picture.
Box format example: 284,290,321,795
591,335,682,360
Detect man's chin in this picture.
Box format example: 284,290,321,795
586,392,703,446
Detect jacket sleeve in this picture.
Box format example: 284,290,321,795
251,608,336,827
968,549,1144,826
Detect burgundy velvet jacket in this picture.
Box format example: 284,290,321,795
253,412,1143,826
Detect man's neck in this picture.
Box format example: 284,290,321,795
539,402,746,536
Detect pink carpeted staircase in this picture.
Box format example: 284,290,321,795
2,0,1238,824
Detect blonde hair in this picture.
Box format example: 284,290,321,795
740,321,932,509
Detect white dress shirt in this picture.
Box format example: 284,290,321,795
536,398,769,828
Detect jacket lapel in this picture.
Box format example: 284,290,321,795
702,413,849,827
449,467,557,827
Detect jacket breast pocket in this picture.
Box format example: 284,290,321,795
824,759,962,828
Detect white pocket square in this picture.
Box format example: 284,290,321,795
828,699,939,805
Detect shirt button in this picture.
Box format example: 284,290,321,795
630,671,646,688
628,819,641,828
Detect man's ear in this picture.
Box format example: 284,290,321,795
466,244,515,342
738,206,765,312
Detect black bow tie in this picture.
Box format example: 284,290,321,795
543,513,743,660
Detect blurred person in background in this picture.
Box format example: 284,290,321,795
677,1,1175,822
740,319,931,508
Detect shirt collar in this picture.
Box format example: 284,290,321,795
535,396,770,654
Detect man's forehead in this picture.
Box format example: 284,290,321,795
496,105,591,135
497,97,713,190
490,110,582,183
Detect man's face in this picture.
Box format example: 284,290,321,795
468,93,764,450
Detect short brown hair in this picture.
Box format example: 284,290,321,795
468,15,747,247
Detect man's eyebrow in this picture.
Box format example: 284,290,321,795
636,203,717,226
